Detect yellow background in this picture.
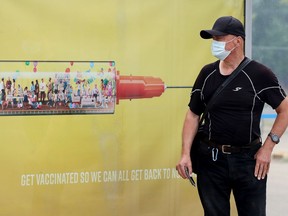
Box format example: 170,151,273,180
0,0,244,215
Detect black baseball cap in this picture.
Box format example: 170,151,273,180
200,16,245,39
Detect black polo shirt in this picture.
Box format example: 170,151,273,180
188,58,286,146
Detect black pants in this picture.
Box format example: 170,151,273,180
197,141,266,216
40,91,46,102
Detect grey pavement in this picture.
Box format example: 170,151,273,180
267,159,288,216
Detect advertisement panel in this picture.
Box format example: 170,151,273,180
0,1,244,215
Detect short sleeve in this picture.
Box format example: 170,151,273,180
188,67,209,116
256,65,286,109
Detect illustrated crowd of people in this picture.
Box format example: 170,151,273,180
0,75,115,110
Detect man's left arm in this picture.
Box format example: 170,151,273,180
254,97,288,180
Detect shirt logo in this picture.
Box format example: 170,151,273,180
232,87,242,92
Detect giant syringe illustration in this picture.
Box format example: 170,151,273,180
0,60,190,116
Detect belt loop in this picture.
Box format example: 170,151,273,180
212,148,218,161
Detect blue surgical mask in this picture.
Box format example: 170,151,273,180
211,37,236,60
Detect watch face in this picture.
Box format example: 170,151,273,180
269,133,280,144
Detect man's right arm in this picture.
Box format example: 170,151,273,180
176,109,200,179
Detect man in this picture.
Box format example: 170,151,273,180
47,77,53,98
176,16,288,216
40,78,46,102
6,77,11,95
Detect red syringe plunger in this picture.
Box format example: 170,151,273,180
116,72,165,104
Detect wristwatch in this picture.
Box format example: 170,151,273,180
268,132,280,144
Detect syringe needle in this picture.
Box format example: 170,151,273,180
166,86,193,89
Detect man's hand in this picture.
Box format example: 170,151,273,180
254,145,273,180
176,155,192,179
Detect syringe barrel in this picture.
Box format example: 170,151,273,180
0,61,167,115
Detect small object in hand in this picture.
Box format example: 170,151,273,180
185,167,196,187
